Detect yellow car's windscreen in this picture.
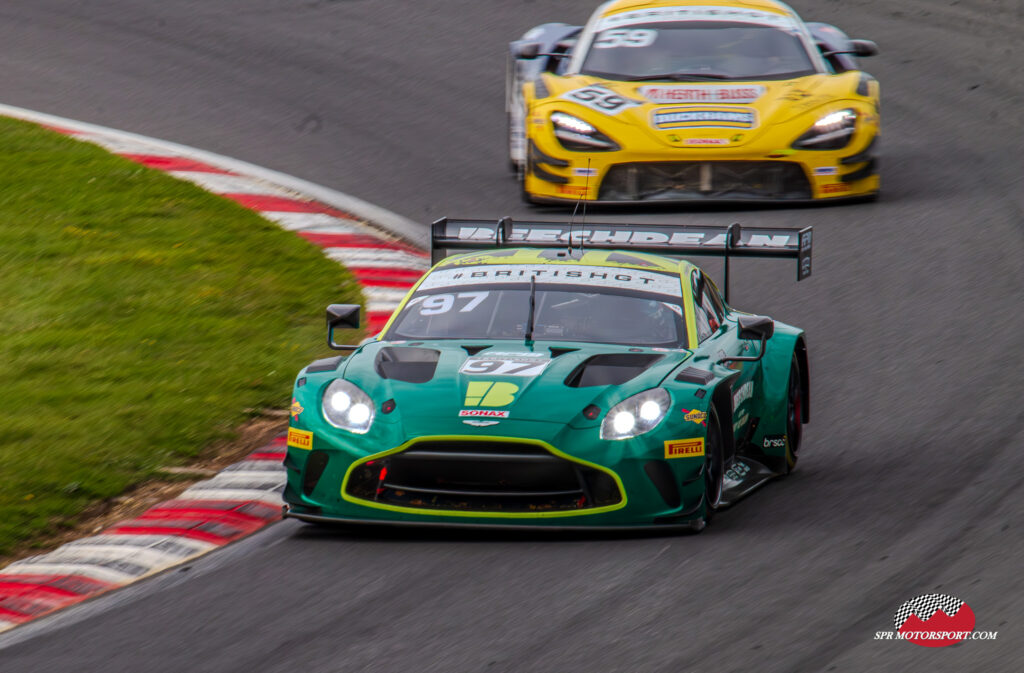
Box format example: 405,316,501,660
581,22,815,81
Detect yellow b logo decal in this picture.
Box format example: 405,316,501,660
465,381,519,407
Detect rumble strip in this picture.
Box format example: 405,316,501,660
0,105,429,633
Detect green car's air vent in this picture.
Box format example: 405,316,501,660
675,367,714,385
302,451,330,496
564,353,663,388
374,347,440,383
306,356,343,373
347,440,621,512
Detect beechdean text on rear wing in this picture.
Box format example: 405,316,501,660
430,217,812,301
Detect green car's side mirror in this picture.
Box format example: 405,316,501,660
326,304,361,351
720,315,774,365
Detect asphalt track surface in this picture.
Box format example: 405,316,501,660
2,1,1022,670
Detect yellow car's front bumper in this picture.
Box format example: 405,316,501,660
523,110,879,204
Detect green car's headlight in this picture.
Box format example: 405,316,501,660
322,379,375,434
551,111,619,151
600,388,670,440
792,108,857,150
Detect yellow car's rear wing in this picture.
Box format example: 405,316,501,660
430,217,812,302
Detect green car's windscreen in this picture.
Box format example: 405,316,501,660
386,263,686,347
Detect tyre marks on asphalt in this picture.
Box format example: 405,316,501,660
0,117,430,632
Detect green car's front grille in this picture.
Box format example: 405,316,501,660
346,440,622,513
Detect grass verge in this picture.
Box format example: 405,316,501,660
0,116,361,556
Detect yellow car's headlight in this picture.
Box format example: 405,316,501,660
550,112,619,152
792,109,857,150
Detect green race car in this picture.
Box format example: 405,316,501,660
283,218,811,531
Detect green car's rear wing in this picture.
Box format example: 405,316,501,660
430,217,812,302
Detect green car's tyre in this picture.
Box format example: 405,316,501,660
697,404,725,530
785,354,803,473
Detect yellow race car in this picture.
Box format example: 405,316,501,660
507,0,880,204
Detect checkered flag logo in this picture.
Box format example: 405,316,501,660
893,594,964,630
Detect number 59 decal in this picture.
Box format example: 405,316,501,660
561,86,640,115
592,28,657,49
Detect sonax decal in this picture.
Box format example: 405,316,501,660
459,409,510,418
665,438,705,458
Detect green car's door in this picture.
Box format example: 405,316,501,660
690,270,760,458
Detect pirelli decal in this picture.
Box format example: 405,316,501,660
665,438,705,459
287,427,314,450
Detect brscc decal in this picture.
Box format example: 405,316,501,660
665,438,705,459
287,427,313,450
762,434,787,449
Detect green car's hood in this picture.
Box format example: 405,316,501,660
338,340,691,435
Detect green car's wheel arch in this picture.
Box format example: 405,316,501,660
785,354,803,473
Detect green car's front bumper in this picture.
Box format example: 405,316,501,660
281,418,709,530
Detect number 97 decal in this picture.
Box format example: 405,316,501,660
415,291,489,316
459,356,551,377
